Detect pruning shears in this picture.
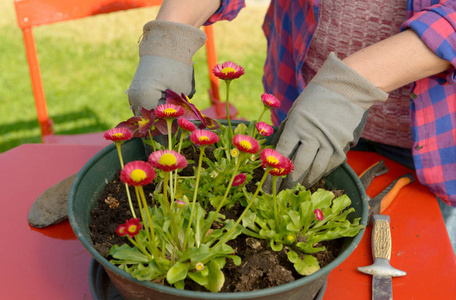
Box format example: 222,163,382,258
358,160,415,222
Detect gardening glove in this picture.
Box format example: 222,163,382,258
127,20,207,115
274,52,388,189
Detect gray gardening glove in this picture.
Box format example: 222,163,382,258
127,20,207,115
274,52,388,189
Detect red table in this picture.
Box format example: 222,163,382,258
0,143,455,299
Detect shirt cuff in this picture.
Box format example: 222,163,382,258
204,0,246,26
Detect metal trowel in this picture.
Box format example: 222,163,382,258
28,173,77,228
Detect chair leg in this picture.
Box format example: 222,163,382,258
22,28,54,137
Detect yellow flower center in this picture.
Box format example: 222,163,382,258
239,140,252,150
199,136,210,142
230,148,239,157
159,153,177,166
113,133,124,138
221,67,236,75
196,262,205,271
267,156,279,165
127,225,137,233
138,119,148,126
163,108,177,116
286,235,295,243
130,169,147,182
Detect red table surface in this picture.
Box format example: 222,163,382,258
0,144,455,299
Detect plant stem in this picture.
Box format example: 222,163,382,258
148,131,156,152
272,175,280,229
115,143,136,218
128,236,153,260
217,168,271,246
183,145,205,251
166,119,175,201
136,186,161,259
174,132,186,197
205,154,243,235
225,81,233,139
134,187,149,240
257,107,268,123
163,172,181,250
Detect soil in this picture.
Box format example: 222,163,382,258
89,146,344,292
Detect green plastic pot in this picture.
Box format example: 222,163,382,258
69,124,368,300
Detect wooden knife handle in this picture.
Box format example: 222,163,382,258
372,214,391,260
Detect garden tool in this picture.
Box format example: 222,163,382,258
358,160,415,223
28,173,76,228
358,214,406,299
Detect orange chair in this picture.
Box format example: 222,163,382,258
14,0,233,144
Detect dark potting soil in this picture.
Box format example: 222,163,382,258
89,146,344,292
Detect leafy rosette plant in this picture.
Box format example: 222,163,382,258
101,61,364,292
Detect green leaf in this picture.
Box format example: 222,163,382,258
174,280,185,290
310,189,333,209
131,261,165,281
287,249,299,263
241,210,259,231
296,242,326,254
188,270,209,286
293,254,321,276
287,210,301,228
233,122,248,135
167,262,191,284
331,194,351,214
108,244,150,264
228,255,242,266
270,239,283,251
205,260,225,293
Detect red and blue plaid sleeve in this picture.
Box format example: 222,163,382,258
204,0,246,26
403,0,456,206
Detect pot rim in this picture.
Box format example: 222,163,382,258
69,139,368,299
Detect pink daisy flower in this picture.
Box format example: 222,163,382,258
232,173,247,187
104,127,133,142
232,135,260,154
261,93,281,109
155,103,185,119
260,148,287,169
116,223,127,237
314,209,324,221
190,130,220,146
255,122,274,137
269,157,294,176
148,150,188,172
212,61,245,81
177,118,196,132
120,161,156,186
125,218,142,238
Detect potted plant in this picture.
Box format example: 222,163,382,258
69,62,368,300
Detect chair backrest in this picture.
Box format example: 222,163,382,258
14,0,220,140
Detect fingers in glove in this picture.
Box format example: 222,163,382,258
279,141,319,190
301,146,333,188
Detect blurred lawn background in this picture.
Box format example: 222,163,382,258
0,1,269,153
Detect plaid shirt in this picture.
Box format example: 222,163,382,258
208,0,456,206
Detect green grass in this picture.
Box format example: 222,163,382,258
0,2,268,153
